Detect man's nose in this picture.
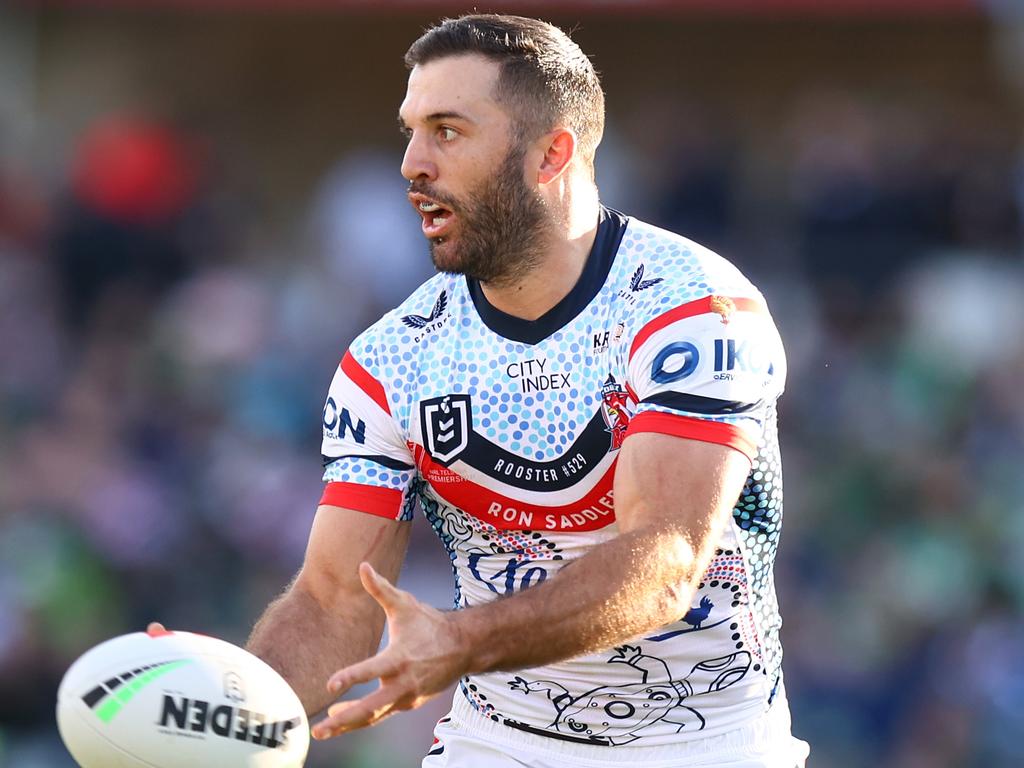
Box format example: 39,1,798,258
401,133,438,182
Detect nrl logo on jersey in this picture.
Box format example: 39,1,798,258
421,394,472,466
617,264,663,306
402,290,449,342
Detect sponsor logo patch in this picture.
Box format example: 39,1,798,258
402,290,449,341
713,338,773,379
629,264,663,292
506,358,570,393
322,397,366,444
592,323,626,353
651,342,700,384
158,694,300,748
421,394,472,466
617,264,663,306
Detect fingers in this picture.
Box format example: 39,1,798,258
312,685,401,740
358,562,405,609
327,651,398,696
146,623,170,637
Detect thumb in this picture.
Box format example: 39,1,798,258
359,562,404,610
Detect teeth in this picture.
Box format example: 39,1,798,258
432,216,446,226
419,202,441,212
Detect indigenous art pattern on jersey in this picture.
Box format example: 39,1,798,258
320,208,789,745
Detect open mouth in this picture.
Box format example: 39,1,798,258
410,193,455,239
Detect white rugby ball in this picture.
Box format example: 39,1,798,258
56,629,309,768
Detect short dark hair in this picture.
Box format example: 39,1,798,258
405,14,605,172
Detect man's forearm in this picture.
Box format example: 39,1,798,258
248,582,385,715
454,517,725,676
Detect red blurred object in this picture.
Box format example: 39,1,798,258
72,117,200,224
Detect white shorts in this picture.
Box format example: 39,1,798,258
422,689,809,768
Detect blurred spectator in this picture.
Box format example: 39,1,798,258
654,103,737,254
52,115,204,333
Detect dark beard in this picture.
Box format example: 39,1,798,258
424,146,550,285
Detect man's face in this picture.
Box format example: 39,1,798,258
399,54,550,284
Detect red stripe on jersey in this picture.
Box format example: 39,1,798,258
340,351,391,416
628,296,766,362
625,412,757,461
410,444,617,532
319,481,404,519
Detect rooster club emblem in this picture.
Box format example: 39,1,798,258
402,290,448,329
709,295,735,325
600,374,633,450
629,264,663,292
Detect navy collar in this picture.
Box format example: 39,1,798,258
467,206,628,345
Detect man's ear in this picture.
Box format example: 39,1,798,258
536,128,577,185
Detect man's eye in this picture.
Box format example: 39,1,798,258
440,127,457,142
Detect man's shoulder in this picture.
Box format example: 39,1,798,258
618,216,750,286
611,215,765,320
612,217,787,400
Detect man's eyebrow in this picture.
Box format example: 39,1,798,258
397,111,476,131
426,111,474,124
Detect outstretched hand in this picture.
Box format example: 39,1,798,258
311,562,468,741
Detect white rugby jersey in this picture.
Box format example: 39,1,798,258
320,207,789,747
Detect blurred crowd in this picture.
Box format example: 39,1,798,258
2,84,1023,767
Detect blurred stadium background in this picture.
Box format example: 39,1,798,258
2,1,1023,766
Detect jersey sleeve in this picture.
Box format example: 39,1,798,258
319,345,417,521
625,295,786,461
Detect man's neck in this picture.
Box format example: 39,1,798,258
478,189,601,321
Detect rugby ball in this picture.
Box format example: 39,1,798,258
56,629,309,767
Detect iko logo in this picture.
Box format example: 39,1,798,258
713,339,772,378
421,394,472,466
651,342,700,383
402,290,449,341
322,397,366,444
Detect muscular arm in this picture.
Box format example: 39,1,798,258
314,432,750,738
247,505,411,715
456,432,748,672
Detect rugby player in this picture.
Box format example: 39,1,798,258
247,14,808,767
